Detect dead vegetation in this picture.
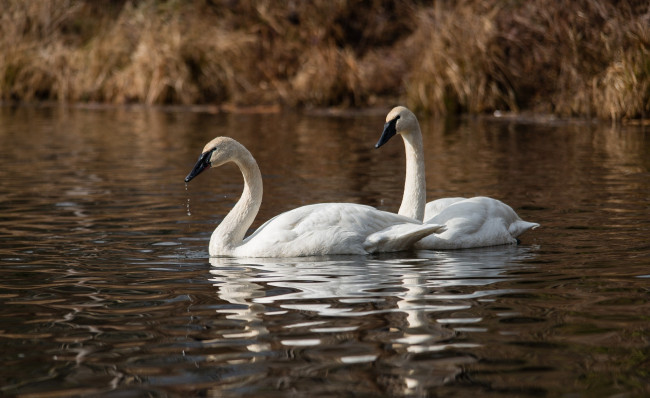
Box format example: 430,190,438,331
1,0,648,120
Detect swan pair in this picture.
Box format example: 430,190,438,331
185,107,538,257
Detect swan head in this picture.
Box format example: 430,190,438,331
375,106,419,148
185,137,239,183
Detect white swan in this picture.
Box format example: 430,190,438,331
185,136,444,257
375,106,539,249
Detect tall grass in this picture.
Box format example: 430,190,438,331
1,0,648,120
406,0,650,119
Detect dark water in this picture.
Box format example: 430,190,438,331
1,105,648,397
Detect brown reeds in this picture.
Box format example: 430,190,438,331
1,0,648,120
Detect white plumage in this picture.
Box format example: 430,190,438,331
185,137,444,257
375,106,539,249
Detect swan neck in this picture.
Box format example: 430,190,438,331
398,127,426,221
212,149,263,251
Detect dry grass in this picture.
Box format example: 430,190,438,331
405,0,650,119
405,1,517,115
1,0,648,120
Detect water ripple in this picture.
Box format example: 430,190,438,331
2,106,649,397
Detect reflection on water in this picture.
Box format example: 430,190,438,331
207,248,537,395
0,105,649,397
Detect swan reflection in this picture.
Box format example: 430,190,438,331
208,246,536,394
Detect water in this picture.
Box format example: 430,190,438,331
1,105,648,397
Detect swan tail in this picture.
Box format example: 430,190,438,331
508,220,540,238
363,223,445,253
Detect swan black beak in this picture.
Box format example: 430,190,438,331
185,150,212,183
375,116,399,148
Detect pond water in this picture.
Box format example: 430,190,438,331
0,105,648,397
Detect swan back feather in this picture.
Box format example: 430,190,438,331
418,197,539,249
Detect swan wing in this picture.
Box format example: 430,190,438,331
424,197,467,219
418,197,538,249
237,203,442,257
363,222,445,253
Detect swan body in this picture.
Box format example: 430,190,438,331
185,137,444,257
375,106,539,249
419,196,539,249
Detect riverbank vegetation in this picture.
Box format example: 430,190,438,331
1,0,648,120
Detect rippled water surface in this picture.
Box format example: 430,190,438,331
1,105,649,397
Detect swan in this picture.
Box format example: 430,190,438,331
185,136,444,257
375,106,539,249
